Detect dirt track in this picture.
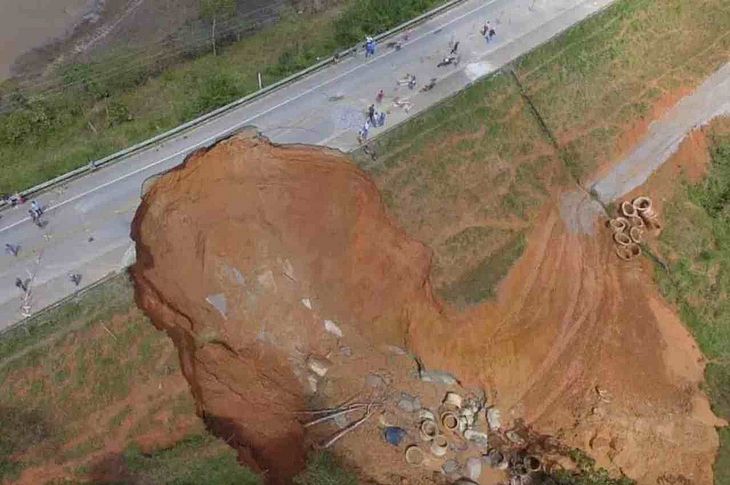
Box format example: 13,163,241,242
131,129,724,484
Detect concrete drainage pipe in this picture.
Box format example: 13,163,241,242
616,243,641,261
629,226,644,243
609,217,629,233
620,201,637,218
614,232,632,246
430,435,449,457
632,196,654,216
419,419,438,441
440,410,460,431
633,196,660,228
628,215,645,229
405,445,426,465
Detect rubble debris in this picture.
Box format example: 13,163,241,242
323,319,343,337
465,456,483,480
417,369,460,386
463,429,489,447
486,407,502,431
505,430,526,446
443,391,463,409
442,458,460,475
301,297,313,309
366,373,387,388
398,392,422,412
307,354,332,377
205,293,227,318
486,449,508,470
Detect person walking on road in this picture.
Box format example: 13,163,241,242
30,200,43,218
15,277,28,293
368,104,376,125
376,89,385,103
5,243,19,257
358,119,371,144
482,21,496,41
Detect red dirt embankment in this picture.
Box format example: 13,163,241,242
131,130,722,484
131,130,436,483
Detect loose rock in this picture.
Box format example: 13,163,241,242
442,458,460,475
465,456,483,480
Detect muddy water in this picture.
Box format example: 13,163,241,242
0,0,92,79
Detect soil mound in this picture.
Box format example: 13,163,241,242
131,131,436,483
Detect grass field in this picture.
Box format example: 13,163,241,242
358,0,730,309
655,120,730,485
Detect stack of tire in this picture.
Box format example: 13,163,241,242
607,196,659,261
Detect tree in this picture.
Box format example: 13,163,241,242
200,0,236,56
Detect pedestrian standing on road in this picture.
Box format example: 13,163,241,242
365,36,376,58
69,273,82,286
376,89,385,103
31,200,43,218
5,243,19,257
484,21,496,41
15,277,28,293
450,41,460,55
368,104,376,125
378,111,386,127
408,74,417,90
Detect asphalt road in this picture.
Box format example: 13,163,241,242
0,0,616,328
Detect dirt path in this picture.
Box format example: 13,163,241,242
560,62,730,235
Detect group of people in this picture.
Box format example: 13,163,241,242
358,102,388,144
357,19,498,141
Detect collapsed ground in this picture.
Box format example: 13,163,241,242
1,0,729,483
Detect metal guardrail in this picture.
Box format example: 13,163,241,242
0,0,469,210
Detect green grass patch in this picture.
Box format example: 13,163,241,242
655,123,730,484
438,233,526,307
123,434,260,485
515,0,730,180
293,452,358,485
0,406,54,482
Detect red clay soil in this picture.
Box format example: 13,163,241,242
131,130,437,483
131,130,723,484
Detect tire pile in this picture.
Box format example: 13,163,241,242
607,196,660,261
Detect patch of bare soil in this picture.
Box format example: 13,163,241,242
131,130,723,484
